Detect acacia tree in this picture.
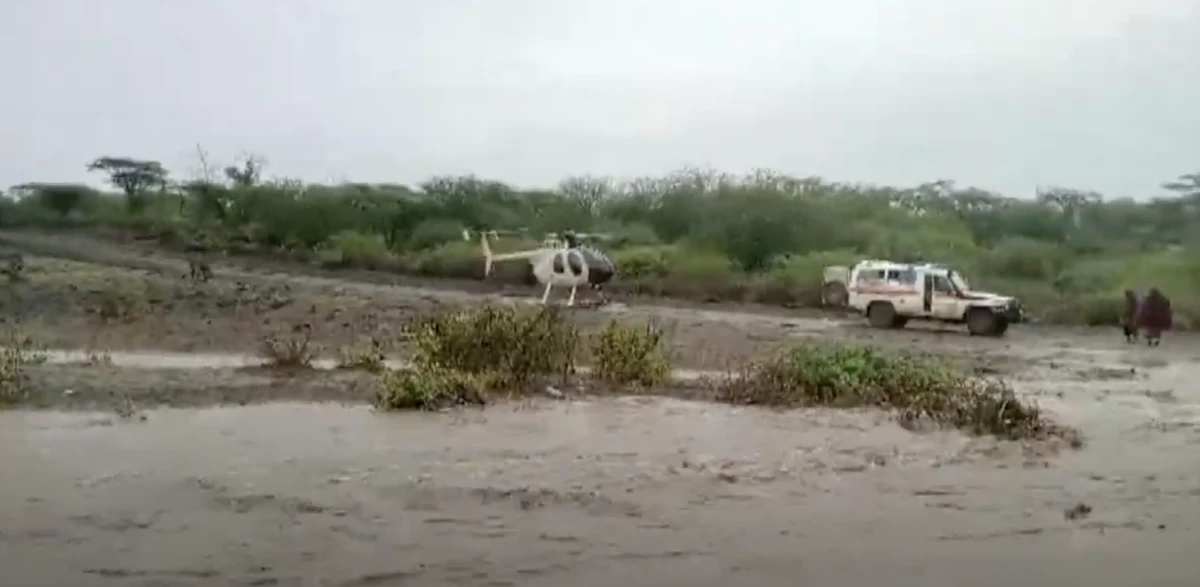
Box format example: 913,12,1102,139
86,156,169,213
1162,172,1200,199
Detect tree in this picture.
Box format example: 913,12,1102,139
10,183,94,218
224,154,264,188
86,156,168,213
558,175,611,217
1162,173,1200,199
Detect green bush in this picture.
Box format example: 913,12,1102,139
375,305,580,410
407,218,466,251
589,320,669,386
315,230,392,268
409,304,579,387
716,344,1075,441
410,240,480,278
376,366,496,411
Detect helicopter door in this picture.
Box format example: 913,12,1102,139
552,253,566,274
566,251,584,276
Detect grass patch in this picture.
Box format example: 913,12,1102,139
716,344,1076,442
259,326,318,369
589,320,670,386
337,338,386,373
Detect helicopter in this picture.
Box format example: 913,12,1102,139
463,229,617,306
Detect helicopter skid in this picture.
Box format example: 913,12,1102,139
509,295,610,310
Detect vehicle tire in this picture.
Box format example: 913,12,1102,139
867,302,897,329
891,316,909,329
822,281,849,308
966,307,1003,336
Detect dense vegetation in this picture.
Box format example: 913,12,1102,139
716,344,1073,442
4,154,1200,325
371,304,1070,442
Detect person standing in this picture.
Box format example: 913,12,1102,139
1121,289,1140,343
1137,287,1173,346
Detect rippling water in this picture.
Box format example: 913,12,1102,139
3,351,1200,586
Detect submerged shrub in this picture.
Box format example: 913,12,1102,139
589,320,669,386
409,304,579,387
259,325,318,368
0,331,47,405
716,344,1072,441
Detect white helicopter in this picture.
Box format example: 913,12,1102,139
463,229,617,306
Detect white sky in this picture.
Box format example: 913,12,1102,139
2,0,1198,198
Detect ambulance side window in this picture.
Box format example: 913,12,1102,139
856,269,885,283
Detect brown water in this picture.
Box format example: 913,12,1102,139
3,351,1200,586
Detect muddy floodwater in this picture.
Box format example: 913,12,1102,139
4,355,1200,586
3,231,1200,585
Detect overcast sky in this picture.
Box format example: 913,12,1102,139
2,0,1198,198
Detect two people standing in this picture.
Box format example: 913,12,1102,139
1122,288,1172,346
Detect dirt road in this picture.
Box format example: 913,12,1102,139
1,231,1199,585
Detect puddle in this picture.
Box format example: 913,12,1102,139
31,348,722,381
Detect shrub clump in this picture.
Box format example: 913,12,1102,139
375,305,580,411
315,230,392,269
376,366,497,411
716,344,1073,441
0,331,47,406
589,320,669,386
259,325,318,368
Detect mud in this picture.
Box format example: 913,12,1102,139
2,231,1200,585
4,363,1200,586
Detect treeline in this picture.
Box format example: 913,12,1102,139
3,154,1200,326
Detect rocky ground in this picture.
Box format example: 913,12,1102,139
1,230,1198,586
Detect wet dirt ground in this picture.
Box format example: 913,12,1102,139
2,231,1200,585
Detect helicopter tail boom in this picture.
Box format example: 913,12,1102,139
480,233,541,277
